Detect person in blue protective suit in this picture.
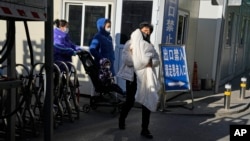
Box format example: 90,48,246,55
53,19,83,63
53,19,83,92
89,18,115,75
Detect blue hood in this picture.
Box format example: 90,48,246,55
90,17,115,74
96,18,110,35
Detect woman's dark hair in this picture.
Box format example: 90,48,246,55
139,21,154,33
53,19,68,28
105,19,111,24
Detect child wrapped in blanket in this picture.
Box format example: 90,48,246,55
99,58,114,86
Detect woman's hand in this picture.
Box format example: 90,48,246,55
146,59,152,67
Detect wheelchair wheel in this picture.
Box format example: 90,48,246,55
82,104,91,113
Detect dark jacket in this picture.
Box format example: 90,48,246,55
89,18,115,74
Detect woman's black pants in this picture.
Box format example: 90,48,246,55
119,74,151,131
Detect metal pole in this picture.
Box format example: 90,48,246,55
158,44,166,112
224,83,231,110
7,20,16,141
214,0,228,93
44,0,54,140
240,77,247,100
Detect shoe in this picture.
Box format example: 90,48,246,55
141,130,153,139
119,118,125,130
119,123,125,130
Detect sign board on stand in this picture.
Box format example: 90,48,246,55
159,45,194,110
161,45,190,91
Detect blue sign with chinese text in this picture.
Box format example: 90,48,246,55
160,45,190,92
162,0,179,44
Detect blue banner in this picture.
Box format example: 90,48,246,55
162,0,179,44
160,45,190,92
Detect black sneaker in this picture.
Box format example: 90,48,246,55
119,118,125,130
141,130,153,139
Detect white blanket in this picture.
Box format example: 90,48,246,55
131,29,160,112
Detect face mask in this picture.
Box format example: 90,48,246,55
105,65,110,69
64,28,69,33
142,33,150,40
105,28,111,33
142,33,148,38
104,63,111,69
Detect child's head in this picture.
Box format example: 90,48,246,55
100,58,111,69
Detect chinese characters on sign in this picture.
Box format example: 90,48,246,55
161,45,190,92
162,0,179,44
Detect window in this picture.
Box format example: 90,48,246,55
177,12,188,45
83,6,106,46
67,4,82,45
120,1,153,44
64,2,112,47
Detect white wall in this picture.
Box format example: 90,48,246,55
0,20,7,50
15,21,45,65
178,0,201,75
0,20,45,73
196,1,223,81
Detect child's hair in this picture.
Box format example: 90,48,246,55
105,19,111,25
53,19,68,28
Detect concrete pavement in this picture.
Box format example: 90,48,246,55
160,88,250,116
161,75,250,117
29,86,250,141
25,74,250,141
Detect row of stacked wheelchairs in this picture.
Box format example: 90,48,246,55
0,61,80,140
0,50,125,140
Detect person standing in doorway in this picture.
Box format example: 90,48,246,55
118,22,159,139
89,18,115,75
